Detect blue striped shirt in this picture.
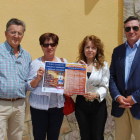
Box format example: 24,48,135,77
0,41,31,99
125,40,140,103
125,40,140,89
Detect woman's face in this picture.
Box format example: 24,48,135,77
84,41,97,61
41,38,57,57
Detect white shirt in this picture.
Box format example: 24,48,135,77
27,57,67,110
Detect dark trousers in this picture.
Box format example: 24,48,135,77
75,95,107,140
30,106,64,140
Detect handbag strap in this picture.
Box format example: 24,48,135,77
60,58,64,63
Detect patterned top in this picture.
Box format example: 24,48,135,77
0,41,31,99
27,57,67,110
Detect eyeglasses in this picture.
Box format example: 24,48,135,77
125,26,139,32
42,43,56,48
9,31,23,37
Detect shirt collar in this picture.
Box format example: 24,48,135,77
4,41,24,54
125,39,140,49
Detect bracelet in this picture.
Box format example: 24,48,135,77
95,91,100,99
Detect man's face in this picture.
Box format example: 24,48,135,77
5,24,24,49
124,20,140,44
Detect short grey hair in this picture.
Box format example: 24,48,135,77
6,18,26,32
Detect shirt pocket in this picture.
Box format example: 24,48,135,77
16,59,30,81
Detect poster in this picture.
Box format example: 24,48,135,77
42,61,86,95
64,63,86,95
42,62,65,93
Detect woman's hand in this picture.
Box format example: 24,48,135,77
64,92,73,97
30,67,45,88
78,60,86,65
84,92,97,100
36,67,45,81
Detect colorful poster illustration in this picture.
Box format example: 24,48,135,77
42,62,66,93
42,62,86,95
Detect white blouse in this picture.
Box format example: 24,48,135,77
27,57,67,110
86,61,110,102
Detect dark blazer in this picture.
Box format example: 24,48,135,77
109,43,140,119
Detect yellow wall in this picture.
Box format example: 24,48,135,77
0,0,123,64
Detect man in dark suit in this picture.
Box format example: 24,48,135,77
109,16,140,140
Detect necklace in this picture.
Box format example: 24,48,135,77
87,62,93,66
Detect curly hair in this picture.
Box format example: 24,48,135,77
77,35,105,70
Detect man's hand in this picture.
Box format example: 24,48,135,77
116,95,129,105
125,95,135,106
119,104,132,108
116,96,132,108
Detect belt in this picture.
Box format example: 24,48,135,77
0,98,22,101
85,98,95,102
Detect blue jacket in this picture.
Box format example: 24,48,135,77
109,43,140,119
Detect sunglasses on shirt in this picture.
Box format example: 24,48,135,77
42,43,56,48
125,26,139,32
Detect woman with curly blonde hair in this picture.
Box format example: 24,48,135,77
75,35,110,140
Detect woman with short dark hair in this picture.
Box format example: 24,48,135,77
27,33,67,140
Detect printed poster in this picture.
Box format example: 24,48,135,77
64,63,86,95
42,62,65,94
42,62,86,95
